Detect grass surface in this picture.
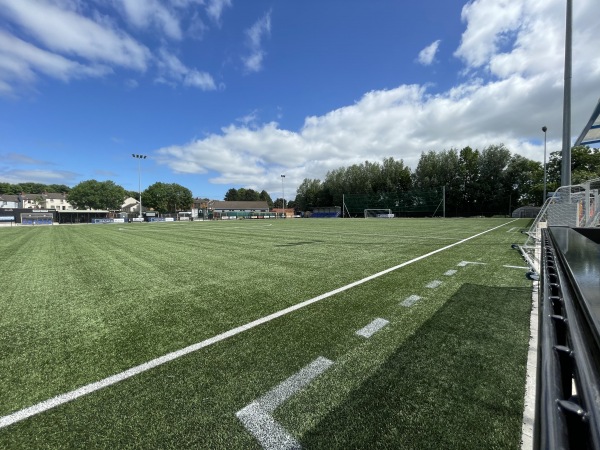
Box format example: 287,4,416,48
0,218,532,448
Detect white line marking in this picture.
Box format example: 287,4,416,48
503,265,529,269
355,318,389,338
0,219,516,429
236,357,333,449
253,357,334,413
401,295,422,307
426,280,442,289
444,269,457,276
457,260,487,267
507,227,518,232
236,402,301,450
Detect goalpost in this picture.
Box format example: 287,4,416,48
343,188,444,218
364,209,394,218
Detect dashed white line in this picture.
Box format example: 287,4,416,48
355,318,389,338
457,261,487,267
401,295,422,307
426,280,442,289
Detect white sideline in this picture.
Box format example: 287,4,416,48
0,219,517,430
236,356,333,449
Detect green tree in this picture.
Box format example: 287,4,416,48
224,188,238,201
476,144,511,214
17,182,47,194
223,187,262,201
0,183,14,194
125,190,140,200
259,190,273,208
295,178,323,211
547,145,600,187
46,184,71,193
413,149,462,215
68,180,126,210
143,182,193,213
504,155,544,207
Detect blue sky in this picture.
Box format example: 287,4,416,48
1,0,599,201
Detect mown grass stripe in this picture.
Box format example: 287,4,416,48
0,219,516,430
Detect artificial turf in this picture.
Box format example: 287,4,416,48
0,218,532,448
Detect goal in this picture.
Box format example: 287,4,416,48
364,209,394,218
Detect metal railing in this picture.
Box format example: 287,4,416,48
535,227,600,449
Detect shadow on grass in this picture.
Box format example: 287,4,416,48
300,284,532,450
274,240,325,247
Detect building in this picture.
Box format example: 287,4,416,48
41,192,72,211
271,208,295,218
0,192,73,210
0,194,20,209
209,201,273,219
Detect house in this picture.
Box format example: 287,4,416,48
121,197,141,215
0,194,20,209
41,192,72,211
19,193,44,209
0,192,74,210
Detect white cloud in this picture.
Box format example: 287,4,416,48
0,30,112,90
0,0,151,70
206,0,231,24
242,11,271,73
0,169,79,185
155,0,600,198
0,0,219,94
417,40,441,66
156,48,217,90
119,0,182,40
455,0,524,69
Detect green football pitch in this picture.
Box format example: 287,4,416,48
0,218,533,449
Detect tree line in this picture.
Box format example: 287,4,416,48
295,145,600,216
4,145,599,216
0,179,195,214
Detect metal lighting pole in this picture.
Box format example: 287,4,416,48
281,174,285,218
561,0,572,187
542,126,548,203
132,154,147,218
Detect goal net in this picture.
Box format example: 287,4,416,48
364,209,394,218
343,189,443,218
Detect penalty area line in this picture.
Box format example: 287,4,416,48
0,219,517,430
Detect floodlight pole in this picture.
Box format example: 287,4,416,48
561,0,572,187
132,154,147,219
281,174,285,218
542,126,548,203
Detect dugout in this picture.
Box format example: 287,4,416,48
0,208,56,225
21,212,54,225
308,206,341,218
